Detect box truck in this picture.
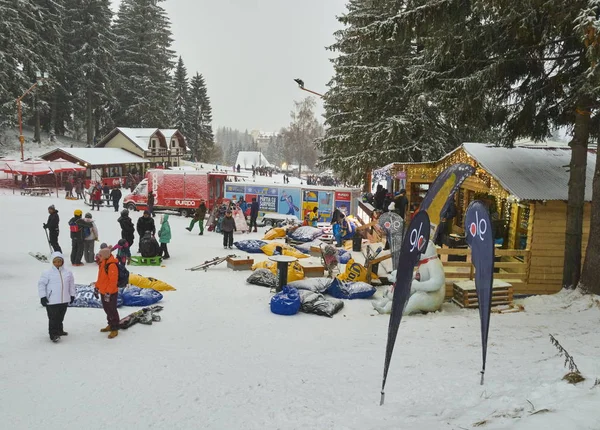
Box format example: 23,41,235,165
123,169,228,216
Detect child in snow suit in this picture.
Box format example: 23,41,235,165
158,214,171,259
38,252,76,342
221,210,236,249
83,212,99,263
95,243,109,265
94,247,120,339
112,239,131,265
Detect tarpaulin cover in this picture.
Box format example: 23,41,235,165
270,286,301,315
287,226,323,242
252,260,305,282
246,269,278,288
262,228,287,240
68,284,124,308
120,286,163,307
327,278,376,299
380,210,430,405
287,277,333,293
234,240,267,253
298,290,344,317
464,200,495,384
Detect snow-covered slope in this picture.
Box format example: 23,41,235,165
0,190,598,430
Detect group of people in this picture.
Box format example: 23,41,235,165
88,183,123,212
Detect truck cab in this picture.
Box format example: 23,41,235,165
123,179,148,212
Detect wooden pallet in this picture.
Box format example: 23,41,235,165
298,261,325,277
226,257,254,271
452,280,513,308
130,255,162,266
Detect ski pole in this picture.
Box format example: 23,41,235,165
44,227,53,253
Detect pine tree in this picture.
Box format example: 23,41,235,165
112,0,175,128
171,56,189,135
187,73,213,161
64,0,116,145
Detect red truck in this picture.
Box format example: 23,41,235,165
123,169,228,216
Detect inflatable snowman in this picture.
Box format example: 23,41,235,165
372,240,446,315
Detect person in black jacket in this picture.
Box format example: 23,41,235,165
248,198,259,233
136,210,156,251
117,209,135,249
44,205,62,253
393,189,409,219
147,192,155,217
110,186,122,212
68,209,93,266
221,210,236,249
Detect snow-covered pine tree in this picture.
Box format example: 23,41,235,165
64,0,116,145
112,0,175,128
187,73,213,161
171,56,189,135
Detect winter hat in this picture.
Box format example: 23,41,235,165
98,247,112,260
100,242,108,249
74,209,82,216
117,238,128,247
85,212,92,218
143,210,150,216
48,205,55,211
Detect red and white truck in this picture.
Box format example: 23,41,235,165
123,169,228,216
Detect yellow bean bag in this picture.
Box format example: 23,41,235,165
262,228,287,240
251,260,305,281
260,243,308,259
336,259,378,283
128,273,176,291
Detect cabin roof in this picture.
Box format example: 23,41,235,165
41,148,149,166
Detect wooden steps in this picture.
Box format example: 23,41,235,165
452,279,514,308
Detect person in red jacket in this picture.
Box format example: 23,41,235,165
94,247,120,339
91,184,103,211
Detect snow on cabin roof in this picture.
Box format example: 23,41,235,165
117,127,159,150
41,148,149,166
462,142,596,201
235,151,273,168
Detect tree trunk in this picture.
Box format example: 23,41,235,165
86,88,94,147
50,90,57,135
562,101,591,289
580,140,600,294
298,162,302,181
34,94,41,143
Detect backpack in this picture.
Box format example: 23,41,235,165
83,225,91,237
69,219,79,233
140,233,160,257
105,262,130,288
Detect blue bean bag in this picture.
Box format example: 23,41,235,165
270,286,301,315
69,284,124,308
327,278,376,300
234,240,268,253
120,286,163,307
338,249,352,264
287,226,323,242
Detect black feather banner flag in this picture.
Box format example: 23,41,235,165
380,210,430,405
464,200,495,384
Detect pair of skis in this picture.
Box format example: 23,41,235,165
119,305,164,329
186,254,237,271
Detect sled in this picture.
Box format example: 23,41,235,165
187,254,237,271
29,252,49,263
130,255,162,266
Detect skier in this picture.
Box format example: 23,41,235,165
280,191,298,216
68,209,93,266
82,212,99,263
248,197,259,232
110,186,122,212
158,214,171,259
147,192,155,217
94,247,120,339
136,210,156,252
186,199,207,235
221,209,236,249
44,205,62,253
117,209,135,250
38,251,76,342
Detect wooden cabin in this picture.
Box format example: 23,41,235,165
375,143,594,295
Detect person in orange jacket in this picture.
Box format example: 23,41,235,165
94,247,120,339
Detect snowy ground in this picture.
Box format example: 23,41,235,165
1,190,599,429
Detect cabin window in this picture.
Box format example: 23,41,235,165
171,139,177,147
151,139,157,148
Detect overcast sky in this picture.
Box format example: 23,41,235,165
111,0,346,132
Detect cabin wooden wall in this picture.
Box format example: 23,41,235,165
527,200,591,294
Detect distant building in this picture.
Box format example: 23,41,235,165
96,127,187,167
250,130,277,152
235,151,273,169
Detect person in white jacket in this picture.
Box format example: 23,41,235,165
83,212,99,263
38,252,76,342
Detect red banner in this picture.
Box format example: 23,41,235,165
335,191,351,201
